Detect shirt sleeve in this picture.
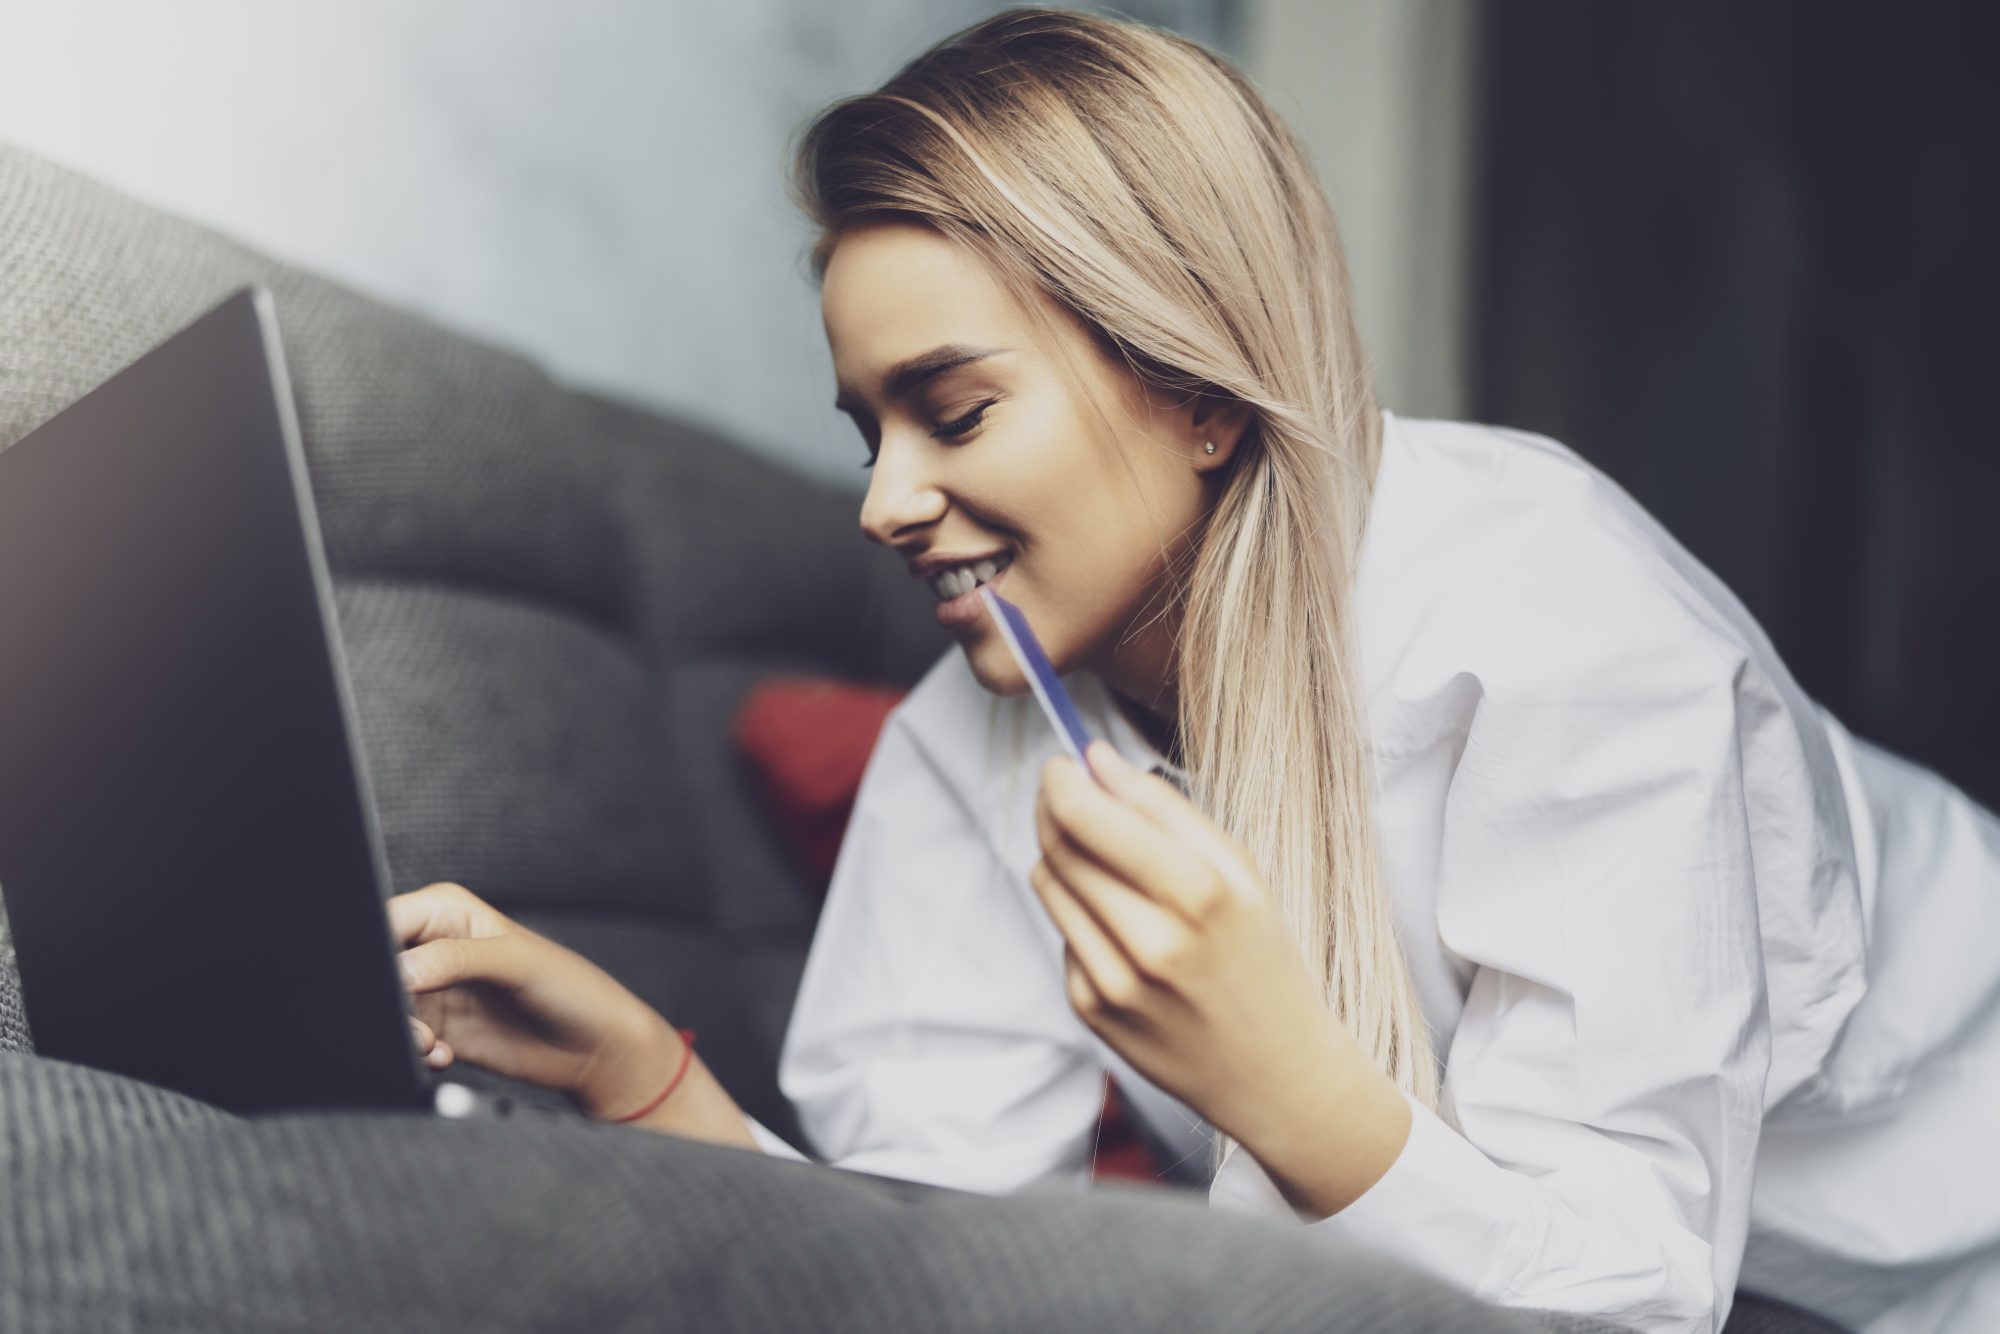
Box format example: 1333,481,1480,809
744,1113,811,1162
1299,560,1782,1334
770,661,1110,1195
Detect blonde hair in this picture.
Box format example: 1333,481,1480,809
789,6,1438,1179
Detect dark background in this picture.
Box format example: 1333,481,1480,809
1469,2,1999,811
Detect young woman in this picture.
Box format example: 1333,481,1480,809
388,10,1999,1332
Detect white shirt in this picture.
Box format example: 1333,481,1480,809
741,413,2000,1334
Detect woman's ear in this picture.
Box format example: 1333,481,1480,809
1189,393,1255,474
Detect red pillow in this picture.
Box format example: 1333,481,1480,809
733,678,907,893
732,676,1172,1186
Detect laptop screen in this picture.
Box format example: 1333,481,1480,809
0,288,430,1114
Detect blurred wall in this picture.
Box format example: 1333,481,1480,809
1241,0,1483,421
0,0,1229,487
1470,2,2000,807
0,1,1482,481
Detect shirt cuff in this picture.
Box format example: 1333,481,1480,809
1301,1090,1531,1300
744,1113,812,1163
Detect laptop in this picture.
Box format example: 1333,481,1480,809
0,286,510,1120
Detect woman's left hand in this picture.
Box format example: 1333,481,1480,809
1030,739,1364,1148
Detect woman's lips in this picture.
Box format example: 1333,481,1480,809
934,561,1012,629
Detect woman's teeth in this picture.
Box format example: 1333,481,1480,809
930,555,1011,602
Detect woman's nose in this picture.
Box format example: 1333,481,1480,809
858,442,947,546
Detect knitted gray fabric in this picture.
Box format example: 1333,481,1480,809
0,1055,1635,1334
0,911,24,1053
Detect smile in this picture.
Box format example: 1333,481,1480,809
928,552,1014,602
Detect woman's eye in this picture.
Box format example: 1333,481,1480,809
854,401,995,466
931,400,995,440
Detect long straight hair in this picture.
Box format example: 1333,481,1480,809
789,7,1438,1178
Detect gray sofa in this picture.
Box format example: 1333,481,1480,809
0,144,1832,1333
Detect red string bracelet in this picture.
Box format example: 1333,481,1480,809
606,1027,699,1124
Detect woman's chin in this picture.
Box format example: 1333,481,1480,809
962,639,1032,698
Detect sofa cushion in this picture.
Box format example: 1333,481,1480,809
0,1053,1628,1334
336,580,691,920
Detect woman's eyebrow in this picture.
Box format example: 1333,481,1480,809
834,344,1011,413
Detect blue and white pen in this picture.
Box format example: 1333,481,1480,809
977,584,1101,783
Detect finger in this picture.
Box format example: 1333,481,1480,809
385,882,498,948
385,882,471,947
426,1039,454,1069
409,990,447,1035
409,1016,436,1052
397,933,537,996
1034,796,1186,964
1028,858,1142,1015
410,993,498,1059
1084,741,1256,887
1040,755,1212,918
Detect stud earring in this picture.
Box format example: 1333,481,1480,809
1202,440,1217,455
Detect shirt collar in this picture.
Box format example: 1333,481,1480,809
1092,677,1190,792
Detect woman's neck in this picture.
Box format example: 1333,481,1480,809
1106,680,1181,769
1094,583,1186,767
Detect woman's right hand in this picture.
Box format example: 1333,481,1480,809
387,881,668,1116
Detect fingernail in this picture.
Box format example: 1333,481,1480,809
397,956,419,987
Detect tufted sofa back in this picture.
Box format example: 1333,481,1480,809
0,144,942,1142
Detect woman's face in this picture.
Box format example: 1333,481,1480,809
821,220,1240,706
